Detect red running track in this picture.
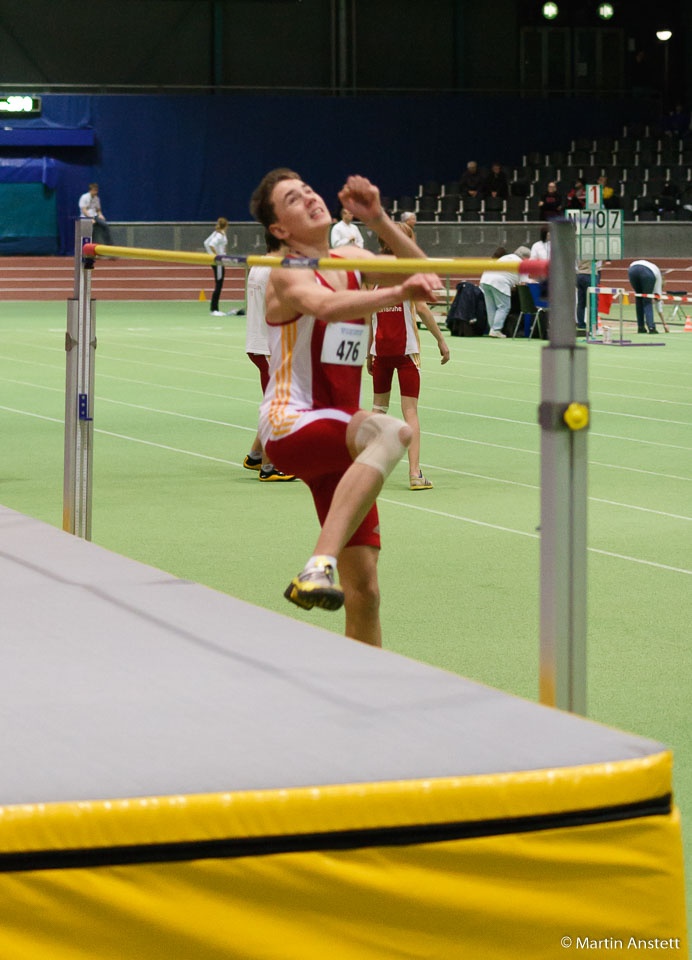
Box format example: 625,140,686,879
0,257,246,302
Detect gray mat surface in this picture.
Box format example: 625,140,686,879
0,505,665,805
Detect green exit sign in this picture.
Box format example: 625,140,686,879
0,96,42,115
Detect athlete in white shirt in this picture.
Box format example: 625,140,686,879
203,218,229,316
529,227,550,261
242,234,295,483
330,208,364,248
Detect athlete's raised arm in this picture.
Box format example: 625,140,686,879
265,267,438,326
338,175,430,281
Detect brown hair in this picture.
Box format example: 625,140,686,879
378,220,413,255
216,217,228,230
250,168,301,229
265,230,282,253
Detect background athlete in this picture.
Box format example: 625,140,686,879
368,221,450,490
242,231,296,482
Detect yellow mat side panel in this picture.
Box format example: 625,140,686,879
0,751,672,853
0,809,685,960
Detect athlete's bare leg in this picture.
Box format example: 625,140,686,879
312,411,412,558
338,545,381,646
400,395,421,478
372,390,391,413
247,432,271,467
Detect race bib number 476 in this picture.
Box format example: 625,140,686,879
321,322,368,366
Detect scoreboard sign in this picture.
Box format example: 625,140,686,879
566,207,623,259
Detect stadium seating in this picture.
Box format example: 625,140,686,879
404,122,691,223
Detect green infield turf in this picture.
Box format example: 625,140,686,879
1,299,691,918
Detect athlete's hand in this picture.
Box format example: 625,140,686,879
338,176,383,224
400,273,439,303
439,341,450,365
366,355,374,376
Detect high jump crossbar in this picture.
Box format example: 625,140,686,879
68,226,586,716
81,243,549,278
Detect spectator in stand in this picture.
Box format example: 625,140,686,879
597,175,618,209
530,227,550,261
539,181,563,220
400,210,417,231
480,246,531,339
566,179,586,210
482,162,509,200
657,179,681,215
459,161,484,198
664,104,690,136
330,207,364,248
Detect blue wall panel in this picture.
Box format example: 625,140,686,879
2,93,656,255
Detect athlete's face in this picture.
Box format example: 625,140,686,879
269,179,331,242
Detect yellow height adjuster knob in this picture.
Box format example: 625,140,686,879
563,402,589,431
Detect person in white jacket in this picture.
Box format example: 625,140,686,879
479,246,531,338
330,208,364,248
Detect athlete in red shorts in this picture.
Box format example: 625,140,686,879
250,169,437,646
368,222,450,489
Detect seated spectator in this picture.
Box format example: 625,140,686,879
400,210,417,230
530,227,550,261
483,163,509,200
657,179,680,213
598,175,615,207
664,103,690,136
539,182,563,220
460,161,484,198
566,180,586,209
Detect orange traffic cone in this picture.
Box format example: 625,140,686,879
684,316,692,332
198,289,207,302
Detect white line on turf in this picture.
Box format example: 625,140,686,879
419,462,692,520
378,498,692,575
0,405,255,444
3,369,690,480
418,403,692,448
418,385,692,422
4,391,691,520
2,403,690,571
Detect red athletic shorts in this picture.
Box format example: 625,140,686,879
372,354,420,398
248,353,270,393
265,413,380,550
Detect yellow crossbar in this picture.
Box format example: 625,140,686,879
84,244,547,277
